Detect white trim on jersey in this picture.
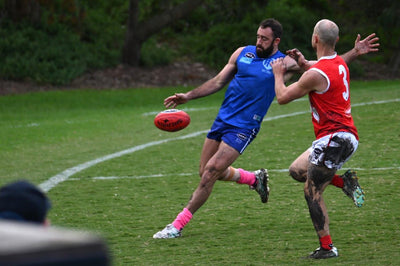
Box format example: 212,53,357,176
309,68,330,94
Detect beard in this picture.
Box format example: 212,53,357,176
256,42,274,58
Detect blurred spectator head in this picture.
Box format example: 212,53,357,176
0,180,51,225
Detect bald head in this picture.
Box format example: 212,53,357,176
313,19,339,47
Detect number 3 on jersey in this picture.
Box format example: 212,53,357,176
339,64,349,101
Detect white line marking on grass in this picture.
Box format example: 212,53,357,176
68,172,195,181
352,98,400,107
66,166,400,181
40,98,400,192
8,122,41,128
263,111,308,121
39,131,207,192
262,98,400,122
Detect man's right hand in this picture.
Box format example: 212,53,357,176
164,93,189,108
286,48,310,70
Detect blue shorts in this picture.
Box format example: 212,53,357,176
207,118,259,154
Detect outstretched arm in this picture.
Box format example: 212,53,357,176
286,33,380,72
281,55,301,82
341,33,380,63
164,47,241,109
271,57,324,105
286,48,314,72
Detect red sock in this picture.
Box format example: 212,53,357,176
330,174,344,188
319,235,333,250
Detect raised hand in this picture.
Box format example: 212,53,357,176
271,58,286,76
286,48,310,70
354,33,380,56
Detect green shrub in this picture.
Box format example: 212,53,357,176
0,24,81,85
0,21,120,85
348,62,366,79
176,0,319,69
140,37,176,67
0,0,125,86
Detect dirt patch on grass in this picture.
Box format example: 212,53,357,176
0,60,397,96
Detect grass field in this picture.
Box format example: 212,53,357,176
0,80,399,265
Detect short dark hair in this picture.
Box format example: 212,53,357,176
259,18,283,39
0,180,51,223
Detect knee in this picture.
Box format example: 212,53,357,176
289,166,307,182
199,164,207,178
201,164,219,180
198,166,220,189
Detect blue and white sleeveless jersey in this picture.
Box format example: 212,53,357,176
217,45,285,129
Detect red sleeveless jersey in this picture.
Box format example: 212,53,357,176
308,54,358,140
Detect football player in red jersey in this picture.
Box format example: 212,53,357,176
271,19,379,259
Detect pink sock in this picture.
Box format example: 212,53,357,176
236,168,256,186
172,208,193,231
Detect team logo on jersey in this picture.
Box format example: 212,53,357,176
240,52,256,64
245,52,256,58
262,59,273,73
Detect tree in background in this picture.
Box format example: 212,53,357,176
174,0,318,69
1,0,85,29
0,0,398,85
0,0,91,85
327,0,400,75
122,0,204,66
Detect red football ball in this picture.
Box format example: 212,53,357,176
154,109,191,132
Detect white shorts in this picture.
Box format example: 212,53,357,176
308,132,358,170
